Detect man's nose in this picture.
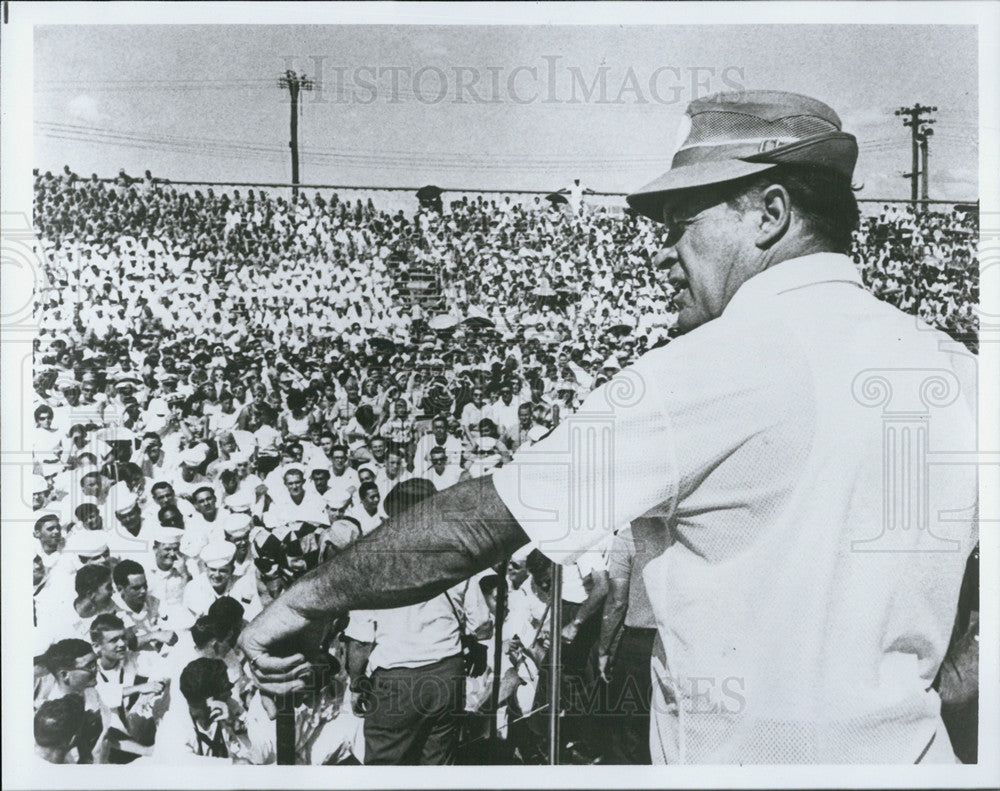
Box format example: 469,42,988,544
651,247,683,286
652,246,677,271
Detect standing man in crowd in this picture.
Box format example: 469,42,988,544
596,521,663,764
240,90,977,764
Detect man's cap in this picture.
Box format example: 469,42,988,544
323,489,352,510
626,90,858,222
221,512,253,538
229,448,252,465
179,445,208,467
33,474,52,494
224,488,255,514
152,525,184,545
383,477,437,519
200,539,236,568
66,530,108,556
282,463,306,479
111,486,139,514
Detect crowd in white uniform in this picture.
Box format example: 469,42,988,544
30,168,979,765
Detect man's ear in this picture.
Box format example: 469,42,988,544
755,184,792,249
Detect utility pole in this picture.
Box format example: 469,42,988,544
278,70,314,200
894,104,936,211
918,126,934,203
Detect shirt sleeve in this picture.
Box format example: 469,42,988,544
492,349,679,564
606,527,635,583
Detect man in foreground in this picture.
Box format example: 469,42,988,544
239,90,977,764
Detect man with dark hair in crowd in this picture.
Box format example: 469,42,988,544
35,694,91,764
151,657,269,764
349,481,384,537
413,414,464,473
353,478,477,765
328,443,360,501
89,613,169,762
37,564,116,650
35,639,107,762
111,558,177,651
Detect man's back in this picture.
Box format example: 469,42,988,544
649,254,977,763
495,253,977,763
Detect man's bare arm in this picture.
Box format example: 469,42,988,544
294,476,526,616
597,577,629,674
239,475,530,690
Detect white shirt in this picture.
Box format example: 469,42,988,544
493,253,977,764
327,467,361,500
182,574,234,621
413,433,464,471
347,503,384,538
425,464,463,492
367,582,468,672
489,398,520,437
262,488,328,528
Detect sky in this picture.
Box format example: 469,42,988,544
34,24,980,200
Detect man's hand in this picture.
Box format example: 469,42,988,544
153,629,178,646
238,598,332,696
132,679,168,696
597,653,611,683
561,618,581,644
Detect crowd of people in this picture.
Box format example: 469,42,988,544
29,167,979,765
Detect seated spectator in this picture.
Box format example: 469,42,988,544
151,657,270,764
35,694,92,764
89,613,169,762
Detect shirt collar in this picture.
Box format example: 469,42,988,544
112,590,144,615
724,253,863,316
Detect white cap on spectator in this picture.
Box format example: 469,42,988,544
222,512,253,538
200,540,236,568
33,474,52,494
601,355,621,371
180,444,208,467
152,526,184,545
324,490,351,510
224,489,255,514
107,481,135,511
230,448,252,465
66,530,109,556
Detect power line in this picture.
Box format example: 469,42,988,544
35,121,682,170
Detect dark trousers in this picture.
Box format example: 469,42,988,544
522,600,604,761
606,626,656,764
363,653,465,765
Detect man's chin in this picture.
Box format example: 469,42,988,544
675,310,698,335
